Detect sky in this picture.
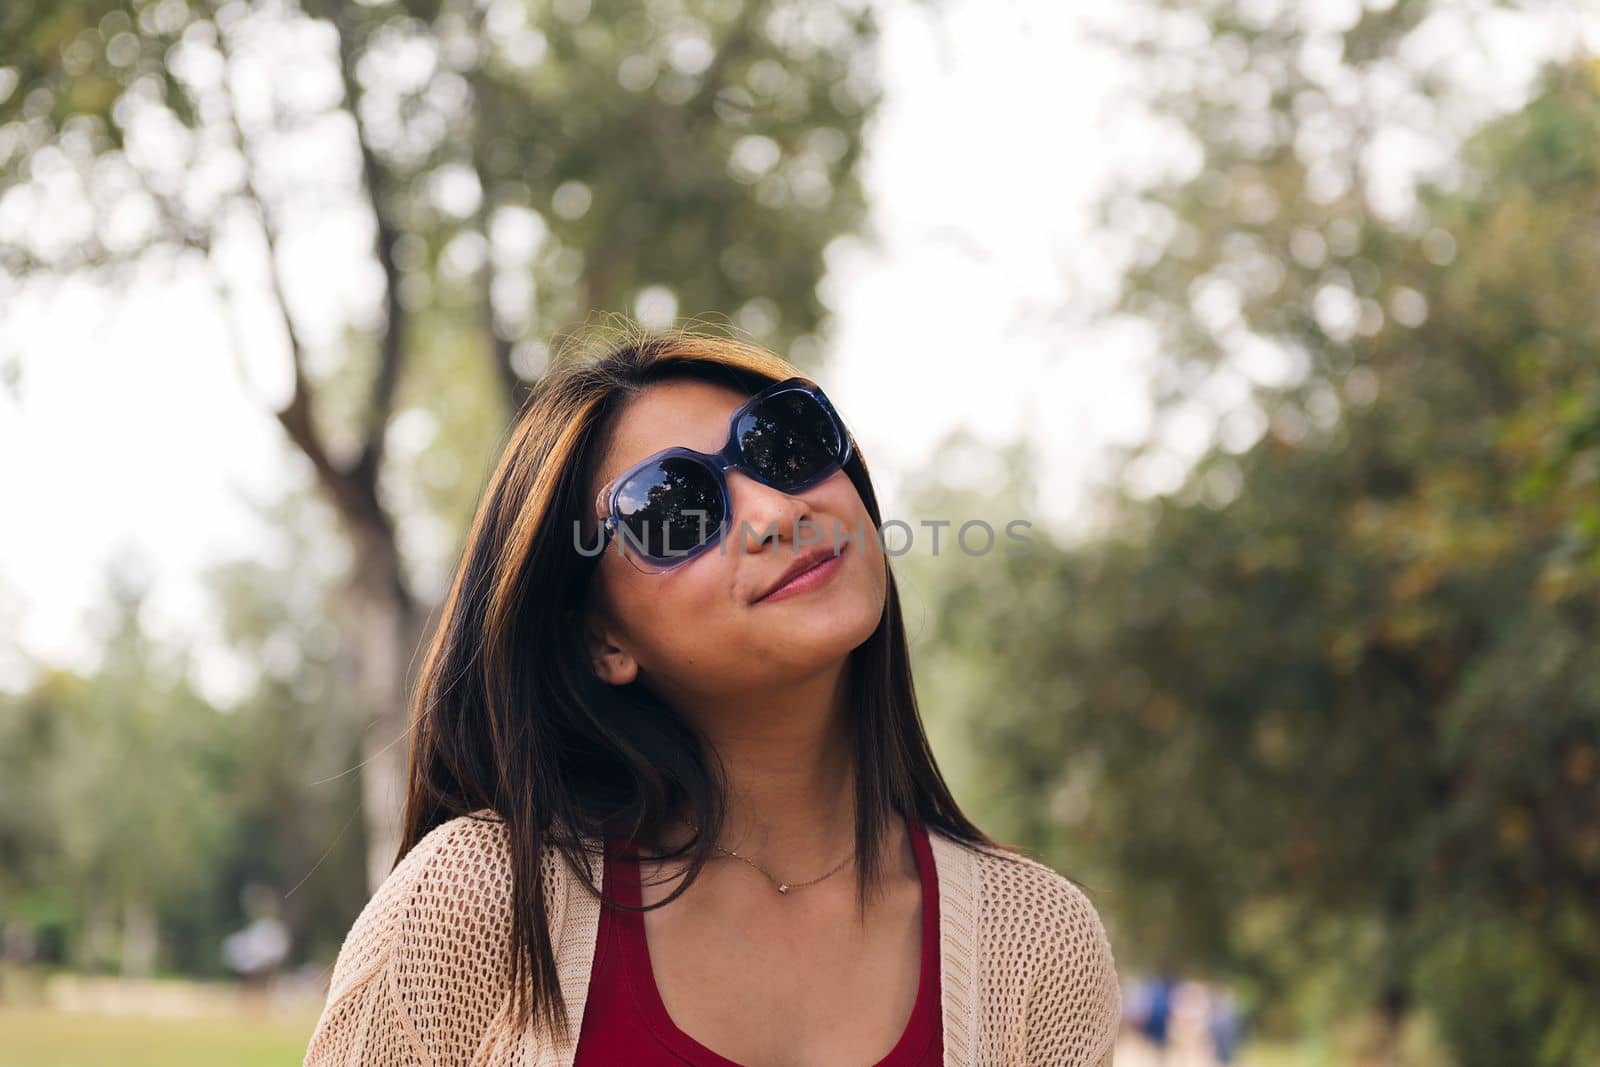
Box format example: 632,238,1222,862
1,0,1593,699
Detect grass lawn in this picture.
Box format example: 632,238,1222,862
0,1005,1445,1067
0,1006,320,1067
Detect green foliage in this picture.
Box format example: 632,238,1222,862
0,0,880,664
918,7,1600,1065
0,0,877,983
0,0,876,356
0,527,368,976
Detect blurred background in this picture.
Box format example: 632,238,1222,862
2,0,1598,1064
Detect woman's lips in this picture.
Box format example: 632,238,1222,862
754,546,846,604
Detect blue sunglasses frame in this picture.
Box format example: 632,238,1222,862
592,376,854,573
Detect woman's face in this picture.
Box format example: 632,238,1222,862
582,378,887,704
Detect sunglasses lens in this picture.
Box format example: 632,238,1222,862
735,389,844,489
613,456,726,564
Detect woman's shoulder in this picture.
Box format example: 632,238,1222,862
391,807,520,910
305,811,575,1064
321,810,521,1002
926,826,1123,1060
927,823,1110,924
411,806,518,885
972,837,1108,924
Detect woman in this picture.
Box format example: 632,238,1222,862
302,327,1122,1067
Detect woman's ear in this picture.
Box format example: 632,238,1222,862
584,612,639,686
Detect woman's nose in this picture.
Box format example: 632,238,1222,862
725,470,814,555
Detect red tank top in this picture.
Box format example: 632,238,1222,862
572,813,943,1066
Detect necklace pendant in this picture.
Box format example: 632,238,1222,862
777,883,790,894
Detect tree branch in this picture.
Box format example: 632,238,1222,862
213,8,351,505
574,0,770,318
683,0,768,120
324,2,408,487
462,47,522,416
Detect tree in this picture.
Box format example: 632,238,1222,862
1,0,879,888
918,7,1599,1064
0,551,233,977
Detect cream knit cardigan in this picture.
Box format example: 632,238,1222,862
302,809,1122,1067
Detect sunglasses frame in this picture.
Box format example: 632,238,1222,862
591,375,854,573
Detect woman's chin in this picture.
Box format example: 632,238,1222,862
750,604,882,662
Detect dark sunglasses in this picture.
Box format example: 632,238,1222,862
590,376,854,574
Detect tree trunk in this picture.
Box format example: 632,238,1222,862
79,899,117,972
1369,983,1409,1067
120,896,158,978
342,531,428,894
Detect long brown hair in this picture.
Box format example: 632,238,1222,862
395,321,999,1044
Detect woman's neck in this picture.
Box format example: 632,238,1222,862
664,661,860,871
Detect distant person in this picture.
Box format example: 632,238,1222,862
302,328,1125,1066
224,882,290,995
1131,973,1176,1048
223,914,289,980
223,902,290,1016
1209,987,1246,1063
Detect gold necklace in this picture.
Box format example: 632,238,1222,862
714,841,855,895
689,822,855,895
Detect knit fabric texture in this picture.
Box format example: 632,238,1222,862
302,809,1122,1067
